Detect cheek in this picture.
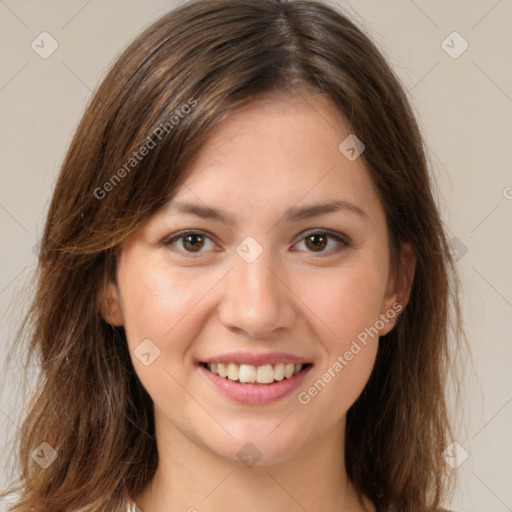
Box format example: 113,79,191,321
291,257,386,412
116,255,215,356
296,256,389,341
116,259,222,406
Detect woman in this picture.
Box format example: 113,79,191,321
0,0,466,510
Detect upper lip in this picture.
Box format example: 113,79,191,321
200,352,312,366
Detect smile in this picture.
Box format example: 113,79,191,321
202,362,312,384
198,360,313,404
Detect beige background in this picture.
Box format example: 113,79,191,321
0,1,511,510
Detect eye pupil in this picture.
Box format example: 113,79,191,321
183,234,204,252
306,234,327,251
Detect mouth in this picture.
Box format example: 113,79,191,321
199,361,314,385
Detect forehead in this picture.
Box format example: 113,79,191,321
188,92,349,177
166,92,385,225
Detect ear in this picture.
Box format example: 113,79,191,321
97,279,124,327
378,242,416,336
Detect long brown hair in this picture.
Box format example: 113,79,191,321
1,0,467,510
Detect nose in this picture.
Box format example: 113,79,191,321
217,250,296,339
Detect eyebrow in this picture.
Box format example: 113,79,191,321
165,199,367,225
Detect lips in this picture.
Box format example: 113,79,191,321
197,352,313,403
199,361,313,404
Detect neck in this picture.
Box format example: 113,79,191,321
134,409,375,512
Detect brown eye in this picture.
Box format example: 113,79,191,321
293,230,349,255
164,231,216,254
182,234,205,252
305,233,328,252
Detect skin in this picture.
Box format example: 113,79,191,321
100,91,415,512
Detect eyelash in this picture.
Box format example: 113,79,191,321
163,229,350,257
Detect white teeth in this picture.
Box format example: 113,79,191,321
256,364,275,384
218,362,228,378
206,361,305,384
284,363,295,379
274,363,285,381
227,363,239,381
238,364,256,383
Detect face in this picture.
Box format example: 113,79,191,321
101,91,414,467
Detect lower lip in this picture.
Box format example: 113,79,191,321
199,364,313,405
